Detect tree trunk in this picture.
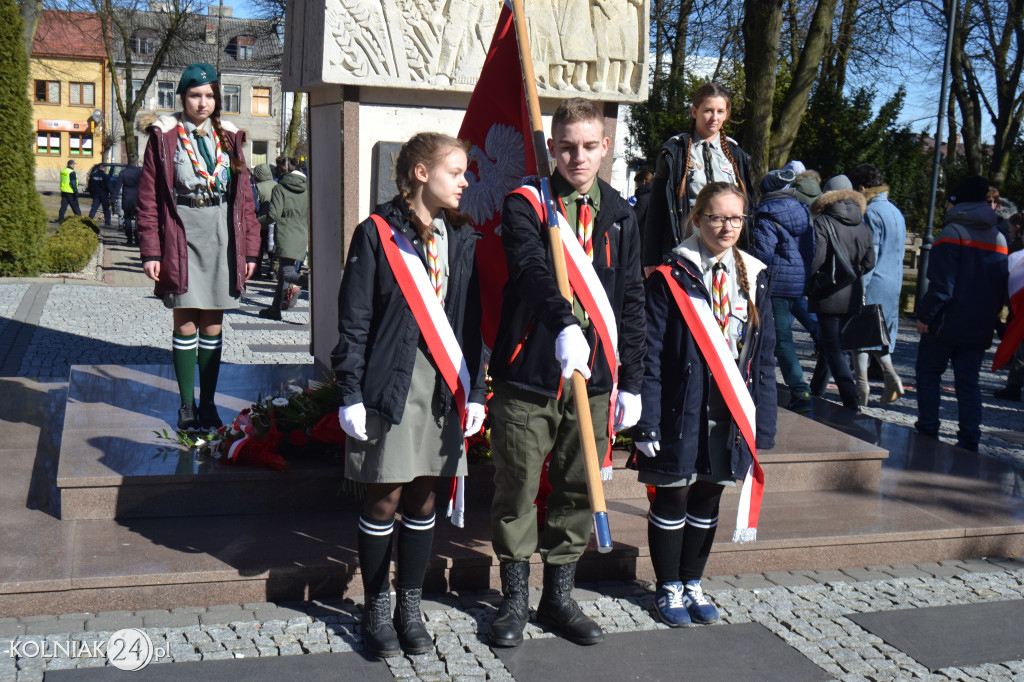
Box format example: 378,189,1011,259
982,0,1024,186
822,0,859,95
742,0,784,191
768,0,839,169
20,0,41,57
283,91,303,157
948,0,984,176
667,0,694,93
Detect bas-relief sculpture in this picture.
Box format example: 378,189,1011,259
322,0,648,100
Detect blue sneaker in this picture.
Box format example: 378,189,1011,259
654,581,691,627
683,581,720,624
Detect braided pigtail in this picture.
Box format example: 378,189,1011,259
732,245,760,329
720,138,745,197
676,120,696,202
394,132,469,242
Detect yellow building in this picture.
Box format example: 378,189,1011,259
29,11,108,187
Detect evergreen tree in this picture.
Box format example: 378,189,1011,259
0,0,47,276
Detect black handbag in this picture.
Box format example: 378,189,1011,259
808,219,857,298
841,301,891,351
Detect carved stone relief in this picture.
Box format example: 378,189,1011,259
318,0,649,100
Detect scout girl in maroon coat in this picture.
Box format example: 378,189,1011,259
137,63,261,433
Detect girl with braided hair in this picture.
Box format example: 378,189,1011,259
330,132,487,658
138,63,260,433
632,182,777,628
641,82,754,270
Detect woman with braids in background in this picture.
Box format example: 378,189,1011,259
632,182,776,628
138,63,260,433
331,133,487,659
642,82,753,272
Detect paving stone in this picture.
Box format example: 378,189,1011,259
201,650,234,661
142,612,200,629
84,615,142,632
763,571,816,587
278,642,303,656
199,608,255,626
723,574,777,590
170,607,207,615
23,620,81,636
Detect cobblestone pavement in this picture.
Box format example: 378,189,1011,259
0,559,1022,681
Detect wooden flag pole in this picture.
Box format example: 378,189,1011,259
510,0,612,553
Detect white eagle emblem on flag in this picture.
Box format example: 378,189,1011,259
459,123,526,227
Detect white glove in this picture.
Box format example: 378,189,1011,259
554,325,592,380
613,391,642,431
338,403,368,441
463,402,486,437
635,440,660,458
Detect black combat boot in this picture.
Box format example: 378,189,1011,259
488,561,530,647
394,587,433,654
361,591,401,657
535,562,604,645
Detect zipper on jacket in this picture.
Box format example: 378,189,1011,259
507,321,535,365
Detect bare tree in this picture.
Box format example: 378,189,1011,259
19,0,42,55
244,0,302,157
742,0,784,185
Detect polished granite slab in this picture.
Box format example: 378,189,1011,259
3,372,1024,616
849,600,1024,671
56,366,889,520
494,623,826,682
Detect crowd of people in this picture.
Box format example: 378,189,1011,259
134,65,1019,659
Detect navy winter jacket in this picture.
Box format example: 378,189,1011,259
917,202,1008,349
752,188,813,299
632,244,778,482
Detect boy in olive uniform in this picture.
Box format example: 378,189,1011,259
487,99,645,647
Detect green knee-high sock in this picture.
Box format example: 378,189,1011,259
197,332,223,405
172,332,198,406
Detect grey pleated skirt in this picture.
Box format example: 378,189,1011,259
345,342,467,484
163,202,238,310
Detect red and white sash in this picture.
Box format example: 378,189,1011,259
655,264,765,543
371,215,471,422
511,185,618,379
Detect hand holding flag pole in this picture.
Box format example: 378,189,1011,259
510,0,612,553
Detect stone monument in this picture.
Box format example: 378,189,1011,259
282,0,649,372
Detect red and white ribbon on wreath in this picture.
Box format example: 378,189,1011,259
371,215,471,422
655,264,764,543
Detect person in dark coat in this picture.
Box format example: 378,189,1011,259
330,132,486,659
137,63,261,433
258,158,308,319
487,99,645,650
806,176,876,410
631,169,653,229
118,155,142,245
915,176,1008,451
633,181,776,628
752,168,813,413
642,82,754,269
87,165,112,227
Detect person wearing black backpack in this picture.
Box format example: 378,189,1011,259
806,175,875,410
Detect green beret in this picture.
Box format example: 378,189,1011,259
176,63,218,94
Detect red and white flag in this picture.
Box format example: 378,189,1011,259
993,251,1024,371
457,0,533,347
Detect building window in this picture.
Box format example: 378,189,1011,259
157,81,175,109
251,140,268,166
222,84,240,114
36,132,61,155
68,133,93,157
228,35,256,60
69,82,95,106
34,80,60,104
252,87,271,116
130,29,158,54
129,79,146,105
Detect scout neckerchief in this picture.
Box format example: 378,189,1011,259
369,214,469,423
711,261,730,333
654,263,764,543
426,233,443,300
576,195,593,260
176,118,228,193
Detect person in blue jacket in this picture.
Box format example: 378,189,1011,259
752,168,813,414
632,181,776,628
915,175,1008,452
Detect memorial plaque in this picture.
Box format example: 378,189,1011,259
372,141,404,208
